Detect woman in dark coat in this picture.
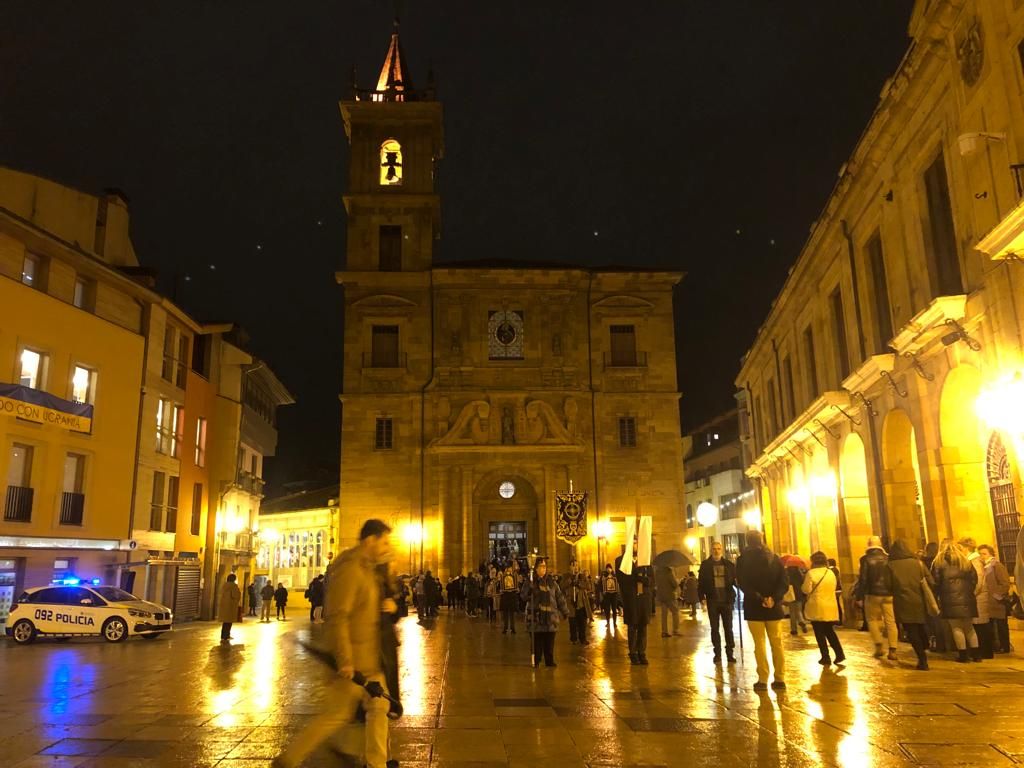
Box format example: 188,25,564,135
888,539,934,670
273,583,288,621
931,539,980,663
616,551,655,665
520,558,570,667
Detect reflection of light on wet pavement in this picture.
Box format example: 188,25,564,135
396,616,428,715
837,672,871,768
40,650,97,715
249,625,280,712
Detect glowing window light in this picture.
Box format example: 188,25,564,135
742,508,762,529
380,139,403,185
977,372,1024,435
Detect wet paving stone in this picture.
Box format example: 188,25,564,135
6,611,1024,766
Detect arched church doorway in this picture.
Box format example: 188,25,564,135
473,473,539,571
987,432,1022,567
881,409,927,548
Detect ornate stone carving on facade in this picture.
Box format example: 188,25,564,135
433,397,578,447
563,396,578,437
435,400,491,445
501,406,516,444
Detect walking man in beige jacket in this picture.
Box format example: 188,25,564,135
274,519,394,768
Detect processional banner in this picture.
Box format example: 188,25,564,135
554,490,588,544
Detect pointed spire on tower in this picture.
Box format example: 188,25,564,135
376,17,413,97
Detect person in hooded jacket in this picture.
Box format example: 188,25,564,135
854,536,897,660
801,551,844,666
887,539,935,670
932,538,981,663
521,558,570,667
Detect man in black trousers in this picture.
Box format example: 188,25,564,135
698,540,737,664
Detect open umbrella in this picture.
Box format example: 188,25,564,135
653,549,696,568
780,554,808,569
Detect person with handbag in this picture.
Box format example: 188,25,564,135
801,551,845,666
888,539,935,670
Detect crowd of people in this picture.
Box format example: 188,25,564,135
227,515,1024,768
734,529,1020,691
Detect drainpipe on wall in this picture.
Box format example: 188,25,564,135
586,272,602,572
419,270,434,573
841,219,890,543
125,299,149,581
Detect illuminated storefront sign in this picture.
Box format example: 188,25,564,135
0,383,92,432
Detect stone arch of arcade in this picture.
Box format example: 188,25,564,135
881,408,928,548
839,431,872,569
937,364,990,540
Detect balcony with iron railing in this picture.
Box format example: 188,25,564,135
59,492,84,526
352,85,435,103
603,351,649,371
1012,163,1024,199
236,470,266,498
3,486,33,522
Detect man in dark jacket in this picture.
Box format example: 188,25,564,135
854,536,897,659
616,547,654,665
698,541,736,664
308,575,326,623
736,530,788,690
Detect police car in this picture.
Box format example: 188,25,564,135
5,581,173,644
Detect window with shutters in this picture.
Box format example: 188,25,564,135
371,326,400,368
922,152,963,298
866,232,894,352
165,476,179,533
150,471,166,531
379,225,402,271
375,417,394,450
190,483,203,536
618,416,637,448
830,288,850,382
781,356,796,423
609,325,637,366
803,326,818,402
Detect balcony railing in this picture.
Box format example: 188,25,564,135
352,86,435,103
237,471,266,498
1012,163,1024,199
4,486,33,522
603,351,649,370
59,492,85,526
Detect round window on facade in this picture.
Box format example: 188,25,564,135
498,481,516,499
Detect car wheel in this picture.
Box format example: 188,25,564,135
102,617,128,643
11,619,36,645
140,633,161,640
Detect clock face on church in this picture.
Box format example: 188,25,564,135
488,310,524,360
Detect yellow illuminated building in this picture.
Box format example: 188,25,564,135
738,1,1024,596
337,25,687,577
0,168,293,626
0,169,145,628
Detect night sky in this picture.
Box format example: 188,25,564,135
1,2,913,491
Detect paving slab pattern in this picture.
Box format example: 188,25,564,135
2,609,1023,767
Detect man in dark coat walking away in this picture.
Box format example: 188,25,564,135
617,547,654,665
698,541,737,664
736,530,788,690
308,575,326,623
247,582,258,617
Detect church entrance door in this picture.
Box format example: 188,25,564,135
488,521,527,565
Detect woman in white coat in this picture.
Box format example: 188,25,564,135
802,551,845,666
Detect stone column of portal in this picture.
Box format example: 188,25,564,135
462,468,474,575
437,466,449,580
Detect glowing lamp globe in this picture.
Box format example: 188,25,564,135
696,502,719,527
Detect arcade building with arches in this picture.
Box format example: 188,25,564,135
335,24,686,576
738,1,1024,596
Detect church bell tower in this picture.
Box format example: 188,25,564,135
339,20,443,272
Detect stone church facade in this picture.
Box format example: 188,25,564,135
337,26,685,576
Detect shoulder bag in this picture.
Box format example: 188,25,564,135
919,562,940,617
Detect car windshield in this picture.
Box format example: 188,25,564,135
92,587,139,603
